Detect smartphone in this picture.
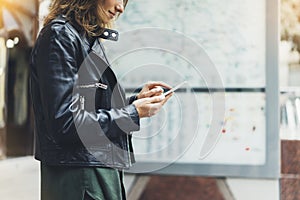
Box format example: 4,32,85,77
164,81,187,96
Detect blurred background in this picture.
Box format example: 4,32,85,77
0,0,300,199
280,0,300,139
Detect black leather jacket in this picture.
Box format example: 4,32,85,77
30,15,140,169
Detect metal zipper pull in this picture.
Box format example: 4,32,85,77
95,83,108,90
80,96,85,110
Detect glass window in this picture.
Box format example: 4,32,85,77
7,40,29,126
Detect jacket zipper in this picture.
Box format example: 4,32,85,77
90,39,132,167
77,83,108,90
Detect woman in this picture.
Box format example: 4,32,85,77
30,0,172,199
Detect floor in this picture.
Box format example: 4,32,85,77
0,140,299,200
138,140,300,200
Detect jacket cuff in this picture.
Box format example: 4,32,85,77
112,104,140,133
124,104,140,132
127,95,138,105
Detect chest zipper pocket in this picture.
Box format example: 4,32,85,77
69,83,108,112
77,83,108,90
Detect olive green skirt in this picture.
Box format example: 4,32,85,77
41,164,126,200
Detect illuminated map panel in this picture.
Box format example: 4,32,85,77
104,0,279,178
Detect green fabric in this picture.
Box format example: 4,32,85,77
41,164,125,200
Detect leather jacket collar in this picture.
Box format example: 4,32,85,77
55,15,119,42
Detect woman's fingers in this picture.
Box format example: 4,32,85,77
137,81,171,100
133,94,169,118
146,81,172,90
138,86,164,99
147,87,164,96
147,94,173,116
133,82,174,118
148,95,165,103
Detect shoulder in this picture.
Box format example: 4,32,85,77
39,15,81,44
32,16,84,63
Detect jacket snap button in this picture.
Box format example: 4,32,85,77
103,31,109,36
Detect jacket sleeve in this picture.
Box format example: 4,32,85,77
32,24,140,145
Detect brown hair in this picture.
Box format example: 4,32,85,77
44,0,128,36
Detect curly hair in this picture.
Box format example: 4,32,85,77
44,0,128,36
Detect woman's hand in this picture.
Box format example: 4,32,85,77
136,81,172,99
133,93,173,118
133,81,173,118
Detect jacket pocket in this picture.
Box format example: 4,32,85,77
71,82,109,112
